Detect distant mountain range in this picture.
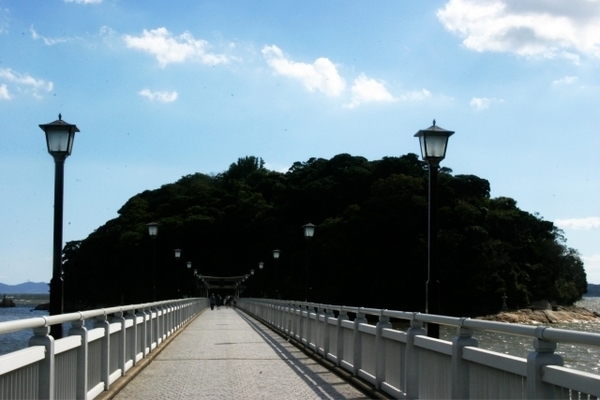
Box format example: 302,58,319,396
587,284,600,297
0,282,48,294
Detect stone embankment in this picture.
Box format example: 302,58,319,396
478,305,600,324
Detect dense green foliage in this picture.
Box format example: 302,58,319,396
62,154,587,315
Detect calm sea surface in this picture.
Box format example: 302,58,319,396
0,294,49,356
1,295,599,373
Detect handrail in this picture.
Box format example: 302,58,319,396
239,297,600,399
247,298,600,346
0,297,209,400
0,299,190,335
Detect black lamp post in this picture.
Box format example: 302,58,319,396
147,222,159,301
174,249,181,297
39,114,80,339
414,120,454,338
193,269,198,296
186,261,192,297
258,262,264,297
302,223,316,302
273,249,281,298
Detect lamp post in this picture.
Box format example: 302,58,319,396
303,223,316,302
193,269,198,296
258,262,264,297
186,261,192,297
147,222,159,300
39,114,80,339
414,120,454,339
273,249,281,298
174,249,181,297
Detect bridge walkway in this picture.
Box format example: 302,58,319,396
104,307,373,399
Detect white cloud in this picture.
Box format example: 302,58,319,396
30,26,70,45
262,45,346,97
0,68,53,98
124,27,229,68
555,217,600,230
470,96,504,110
552,76,578,86
437,0,600,62
138,89,178,103
398,88,431,101
0,83,11,100
344,74,395,108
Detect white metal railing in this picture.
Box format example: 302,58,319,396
238,298,600,400
0,298,208,400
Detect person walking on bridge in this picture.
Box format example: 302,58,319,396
210,294,216,310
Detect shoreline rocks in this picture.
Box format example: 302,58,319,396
33,303,50,311
0,295,15,307
477,305,600,324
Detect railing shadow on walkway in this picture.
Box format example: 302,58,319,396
235,309,375,399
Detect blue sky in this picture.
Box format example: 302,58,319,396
1,0,600,286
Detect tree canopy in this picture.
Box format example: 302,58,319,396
62,154,587,316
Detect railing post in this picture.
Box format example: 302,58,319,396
297,305,304,344
375,311,392,390
314,306,323,354
29,325,55,400
294,304,301,341
286,303,293,338
147,307,155,352
94,314,111,390
164,304,170,337
278,303,284,333
305,305,312,349
155,306,162,343
337,309,349,367
137,308,148,356
126,310,138,365
158,305,164,343
112,311,126,377
451,323,478,399
527,331,563,399
162,305,168,339
405,314,426,400
69,319,88,399
151,306,159,348
352,308,367,377
323,307,334,357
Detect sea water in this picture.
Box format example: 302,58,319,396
0,294,49,355
437,297,600,374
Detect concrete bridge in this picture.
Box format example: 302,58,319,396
0,297,599,399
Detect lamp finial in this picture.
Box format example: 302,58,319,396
433,119,436,126
59,113,62,121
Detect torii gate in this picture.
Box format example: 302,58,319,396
198,274,251,297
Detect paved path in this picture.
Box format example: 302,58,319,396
111,307,370,399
